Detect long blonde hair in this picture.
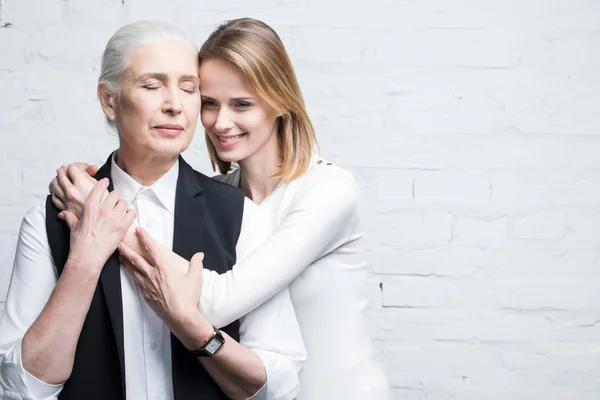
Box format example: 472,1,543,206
199,18,318,180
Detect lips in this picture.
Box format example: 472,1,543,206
214,132,247,149
218,133,246,143
154,124,184,137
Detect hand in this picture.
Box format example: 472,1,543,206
61,178,136,274
49,163,99,218
118,228,204,325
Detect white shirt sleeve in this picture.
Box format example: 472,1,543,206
231,198,306,400
0,201,64,400
200,165,360,327
238,284,305,400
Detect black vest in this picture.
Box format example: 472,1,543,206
45,154,245,400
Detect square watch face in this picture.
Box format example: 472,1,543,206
205,338,222,355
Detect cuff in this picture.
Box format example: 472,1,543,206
16,340,62,399
246,380,268,400
252,349,300,400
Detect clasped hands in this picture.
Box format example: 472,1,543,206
50,163,212,349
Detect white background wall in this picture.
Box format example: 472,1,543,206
1,0,600,398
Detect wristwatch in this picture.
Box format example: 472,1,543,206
189,326,225,357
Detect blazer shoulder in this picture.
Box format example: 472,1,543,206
194,169,243,195
193,169,245,214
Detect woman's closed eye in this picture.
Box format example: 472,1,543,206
181,86,198,94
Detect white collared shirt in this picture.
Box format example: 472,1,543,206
0,156,305,400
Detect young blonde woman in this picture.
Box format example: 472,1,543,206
50,18,391,399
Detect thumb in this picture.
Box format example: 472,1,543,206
58,210,79,230
189,252,205,278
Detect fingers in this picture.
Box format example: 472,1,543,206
71,162,100,185
135,228,163,267
50,176,68,211
114,200,136,229
58,210,79,230
67,163,88,186
49,177,67,199
102,190,120,210
87,178,110,207
86,165,99,177
189,252,205,278
57,166,74,196
118,241,153,277
122,208,137,228
51,192,66,211
114,198,129,215
73,162,91,173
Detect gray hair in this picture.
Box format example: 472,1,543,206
99,20,198,98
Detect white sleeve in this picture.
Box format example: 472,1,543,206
238,286,305,400
0,201,63,400
200,165,360,328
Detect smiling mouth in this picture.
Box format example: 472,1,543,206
218,133,247,143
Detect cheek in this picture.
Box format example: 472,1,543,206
185,95,201,119
247,111,277,135
122,95,158,125
201,109,217,129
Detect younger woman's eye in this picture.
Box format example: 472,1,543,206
182,87,197,94
201,99,218,107
235,101,252,109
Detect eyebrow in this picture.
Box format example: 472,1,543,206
201,95,255,102
137,72,199,83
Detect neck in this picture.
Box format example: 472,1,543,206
238,135,282,205
115,146,178,187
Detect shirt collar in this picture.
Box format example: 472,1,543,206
110,154,179,214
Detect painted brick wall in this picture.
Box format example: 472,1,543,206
1,0,599,398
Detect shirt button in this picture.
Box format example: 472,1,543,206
150,342,158,351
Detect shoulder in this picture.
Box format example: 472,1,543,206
17,198,51,252
23,198,48,228
212,168,241,187
294,159,360,206
193,169,244,200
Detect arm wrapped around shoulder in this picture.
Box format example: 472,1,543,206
200,163,362,328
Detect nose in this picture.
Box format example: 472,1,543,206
214,106,233,133
162,87,183,115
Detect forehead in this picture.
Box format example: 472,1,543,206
199,58,253,96
126,40,199,78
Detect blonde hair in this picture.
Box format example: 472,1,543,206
199,18,318,180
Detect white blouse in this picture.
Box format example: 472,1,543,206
203,157,392,400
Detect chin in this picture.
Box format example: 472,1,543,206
215,149,246,164
153,141,190,158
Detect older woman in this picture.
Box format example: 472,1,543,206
0,21,304,400
50,18,391,399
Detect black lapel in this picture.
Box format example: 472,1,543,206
170,156,207,399
172,156,206,260
95,153,126,397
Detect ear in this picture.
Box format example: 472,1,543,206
97,82,117,122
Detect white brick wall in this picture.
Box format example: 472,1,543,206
1,0,600,398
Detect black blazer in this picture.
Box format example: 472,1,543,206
45,153,245,400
